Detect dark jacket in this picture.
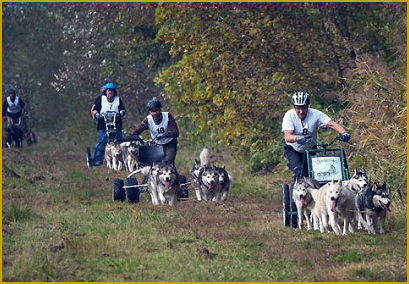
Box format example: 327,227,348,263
93,91,126,131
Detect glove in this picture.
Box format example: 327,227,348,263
120,110,126,117
295,135,312,145
341,132,350,142
94,113,101,120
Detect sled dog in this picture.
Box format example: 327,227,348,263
156,162,179,206
198,165,220,202
111,143,124,171
342,169,370,191
104,142,114,169
292,177,320,230
214,166,232,202
356,182,391,234
147,162,179,206
123,142,139,172
191,158,202,200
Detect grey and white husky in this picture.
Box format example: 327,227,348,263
292,177,320,230
153,162,179,206
356,182,391,234
341,168,371,229
146,162,179,206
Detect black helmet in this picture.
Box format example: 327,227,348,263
147,99,162,110
8,89,16,95
291,92,310,106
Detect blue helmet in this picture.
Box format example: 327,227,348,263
104,83,116,90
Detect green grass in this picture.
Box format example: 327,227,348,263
2,141,407,281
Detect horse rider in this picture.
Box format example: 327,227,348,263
282,91,350,180
131,98,179,164
89,82,126,167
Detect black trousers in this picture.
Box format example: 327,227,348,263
283,143,316,180
162,138,178,164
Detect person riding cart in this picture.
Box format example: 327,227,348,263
89,82,126,167
282,92,350,180
2,89,26,128
131,98,179,164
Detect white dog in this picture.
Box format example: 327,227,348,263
326,180,356,235
292,178,320,230
147,163,160,205
104,142,114,169
111,143,124,171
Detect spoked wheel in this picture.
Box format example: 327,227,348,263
86,147,93,168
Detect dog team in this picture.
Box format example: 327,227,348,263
292,169,391,235
106,145,232,206
104,141,140,172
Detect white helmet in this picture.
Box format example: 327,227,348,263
291,92,310,106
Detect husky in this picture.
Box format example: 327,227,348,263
111,143,124,171
342,169,370,229
342,169,370,191
200,148,211,166
123,142,139,172
191,159,202,200
214,166,232,202
326,180,356,235
104,142,114,169
193,148,214,201
356,182,391,234
155,162,179,206
292,177,320,230
146,163,161,205
198,165,220,202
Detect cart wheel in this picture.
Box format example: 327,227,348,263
177,175,189,199
282,184,290,227
86,147,93,168
125,177,140,203
289,184,298,228
113,179,125,202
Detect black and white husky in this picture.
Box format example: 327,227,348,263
342,169,370,191
356,182,391,234
214,166,232,202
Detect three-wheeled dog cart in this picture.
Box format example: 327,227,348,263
111,135,189,204
282,136,350,228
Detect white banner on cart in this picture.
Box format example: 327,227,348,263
311,156,343,182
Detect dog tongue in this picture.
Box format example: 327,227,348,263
331,200,337,212
301,198,307,208
166,182,172,190
382,202,391,212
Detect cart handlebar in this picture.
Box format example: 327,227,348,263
121,133,175,145
316,135,352,149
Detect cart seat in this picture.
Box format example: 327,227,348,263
138,145,164,165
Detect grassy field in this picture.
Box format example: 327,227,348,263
2,140,407,281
